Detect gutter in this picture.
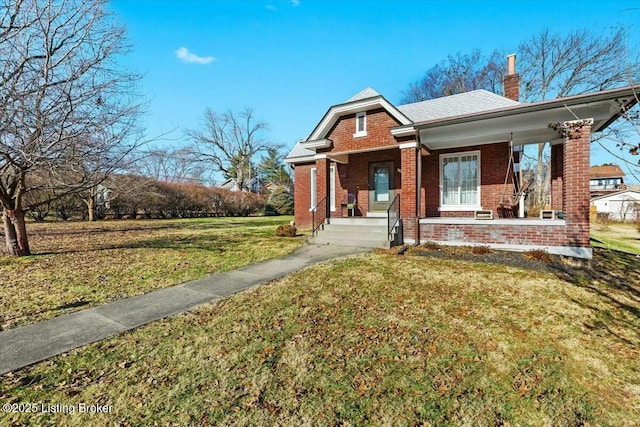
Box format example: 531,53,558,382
412,84,640,130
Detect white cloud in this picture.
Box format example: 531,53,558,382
267,1,299,11
174,47,215,65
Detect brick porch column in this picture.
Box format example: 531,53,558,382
400,143,418,243
559,119,593,251
550,143,564,212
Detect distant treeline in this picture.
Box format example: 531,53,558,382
26,175,292,221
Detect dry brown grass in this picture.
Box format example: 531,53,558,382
1,249,638,425
0,216,302,329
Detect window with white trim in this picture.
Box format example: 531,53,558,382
439,151,480,209
354,112,367,137
309,166,336,211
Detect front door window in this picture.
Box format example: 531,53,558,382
369,161,394,212
374,166,390,202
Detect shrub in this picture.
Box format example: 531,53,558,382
275,224,297,237
524,249,552,263
222,191,266,217
471,245,492,255
597,212,611,231
419,241,441,251
445,246,471,258
265,187,294,215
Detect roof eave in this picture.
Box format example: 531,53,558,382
284,155,315,164
414,85,640,130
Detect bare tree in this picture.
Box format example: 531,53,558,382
187,108,275,191
518,28,636,101
517,27,640,208
594,87,640,183
136,146,207,184
401,49,505,103
0,0,143,256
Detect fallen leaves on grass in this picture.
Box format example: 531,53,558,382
2,250,639,426
0,217,301,328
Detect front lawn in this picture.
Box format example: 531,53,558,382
0,216,302,329
590,222,640,254
2,248,638,425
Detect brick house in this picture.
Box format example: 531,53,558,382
285,55,639,259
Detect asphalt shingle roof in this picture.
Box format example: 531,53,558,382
285,142,314,160
346,87,380,102
397,89,520,123
590,165,625,179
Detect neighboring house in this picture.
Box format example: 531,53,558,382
589,164,626,198
591,190,640,221
219,177,265,193
285,54,640,259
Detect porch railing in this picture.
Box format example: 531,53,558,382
387,194,400,240
311,196,329,236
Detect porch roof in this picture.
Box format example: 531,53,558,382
415,85,640,150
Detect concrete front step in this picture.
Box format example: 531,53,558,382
328,217,388,226
317,230,389,242
312,219,395,249
322,224,388,233
311,236,392,249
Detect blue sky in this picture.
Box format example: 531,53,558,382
109,0,640,183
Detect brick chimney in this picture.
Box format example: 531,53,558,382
503,54,519,102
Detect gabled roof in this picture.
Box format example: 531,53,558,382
347,87,381,102
590,165,625,179
398,90,520,122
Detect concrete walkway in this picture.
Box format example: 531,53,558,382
0,244,370,375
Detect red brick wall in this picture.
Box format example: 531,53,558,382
563,120,592,247
320,108,402,154
420,222,568,246
293,163,314,229
503,74,520,102
422,142,512,217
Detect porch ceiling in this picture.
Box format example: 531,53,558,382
417,86,638,150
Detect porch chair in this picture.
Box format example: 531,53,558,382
340,193,357,217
